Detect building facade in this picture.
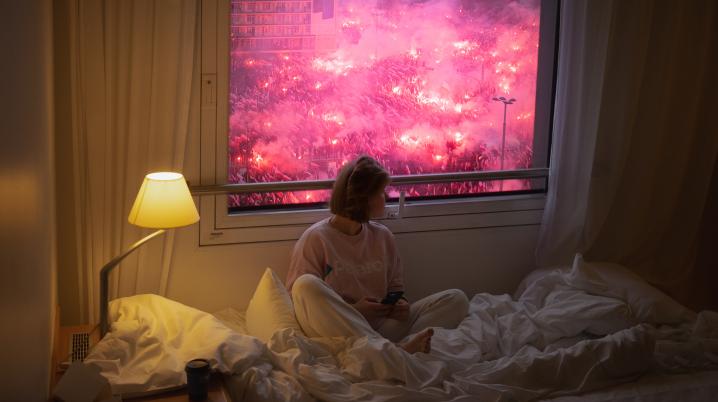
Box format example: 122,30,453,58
230,0,337,53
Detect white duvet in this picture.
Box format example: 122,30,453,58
85,255,718,401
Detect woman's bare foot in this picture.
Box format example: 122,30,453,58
399,328,434,354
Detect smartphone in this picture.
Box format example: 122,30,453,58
380,291,404,305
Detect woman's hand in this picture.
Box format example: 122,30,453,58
352,297,392,326
387,298,410,322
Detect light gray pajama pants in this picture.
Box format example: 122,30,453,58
291,273,470,343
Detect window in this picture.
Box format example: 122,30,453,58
197,0,558,244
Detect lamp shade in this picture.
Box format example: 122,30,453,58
128,172,199,229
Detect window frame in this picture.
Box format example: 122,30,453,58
196,0,559,246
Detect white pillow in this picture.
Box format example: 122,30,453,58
246,267,304,342
567,254,695,325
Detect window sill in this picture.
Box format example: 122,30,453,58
198,192,545,245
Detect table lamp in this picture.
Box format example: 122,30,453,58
99,172,199,336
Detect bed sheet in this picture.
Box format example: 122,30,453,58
213,308,718,402
85,256,718,401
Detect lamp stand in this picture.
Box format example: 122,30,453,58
99,229,166,336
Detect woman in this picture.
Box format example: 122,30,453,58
286,156,469,354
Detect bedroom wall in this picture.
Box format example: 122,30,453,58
165,220,541,314
0,0,56,400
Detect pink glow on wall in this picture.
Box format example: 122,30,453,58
228,0,541,209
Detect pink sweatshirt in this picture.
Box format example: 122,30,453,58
286,217,404,304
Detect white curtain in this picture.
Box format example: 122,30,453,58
67,0,199,323
535,0,614,268
537,0,718,307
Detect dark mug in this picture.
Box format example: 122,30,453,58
185,358,210,400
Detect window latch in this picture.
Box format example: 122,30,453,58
387,191,406,219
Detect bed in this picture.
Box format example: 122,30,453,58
84,254,718,401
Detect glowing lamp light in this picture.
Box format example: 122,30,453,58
128,172,199,229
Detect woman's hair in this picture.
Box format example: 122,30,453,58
330,155,390,223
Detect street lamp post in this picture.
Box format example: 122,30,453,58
492,96,516,191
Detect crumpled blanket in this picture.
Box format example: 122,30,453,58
85,256,718,401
